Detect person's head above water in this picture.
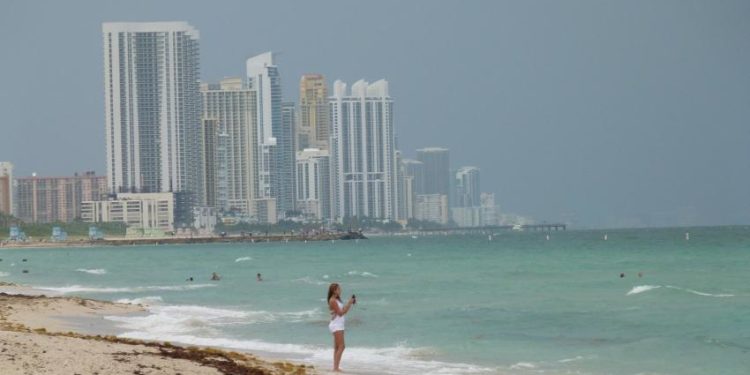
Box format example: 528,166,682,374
328,283,341,302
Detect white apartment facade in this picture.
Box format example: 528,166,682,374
81,192,174,232
246,52,295,220
201,78,257,214
415,194,449,225
295,148,330,220
329,79,398,221
102,22,204,204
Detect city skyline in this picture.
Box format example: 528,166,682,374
1,1,748,228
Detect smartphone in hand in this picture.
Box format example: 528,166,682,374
352,294,357,304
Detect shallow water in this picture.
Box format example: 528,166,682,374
2,226,749,374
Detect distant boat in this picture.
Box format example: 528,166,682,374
411,235,418,239
685,232,690,241
512,224,523,232
545,234,550,241
604,234,608,241
488,234,493,241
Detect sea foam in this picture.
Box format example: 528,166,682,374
114,329,493,375
347,270,379,278
665,285,734,298
115,296,164,305
292,276,327,286
627,285,661,295
627,285,734,298
234,256,252,263
105,300,493,375
35,284,217,294
107,304,324,337
76,268,107,275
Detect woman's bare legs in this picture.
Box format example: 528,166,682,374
333,330,346,371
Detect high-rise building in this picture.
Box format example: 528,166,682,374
298,74,329,150
453,192,498,227
201,78,257,214
15,172,107,223
400,159,424,219
455,166,481,207
402,159,425,195
296,148,330,220
0,162,13,216
102,22,204,206
246,52,294,220
480,192,498,226
415,194,449,225
395,151,406,221
330,79,398,221
417,147,450,198
280,102,297,215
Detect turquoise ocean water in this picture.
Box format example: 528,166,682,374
1,226,749,374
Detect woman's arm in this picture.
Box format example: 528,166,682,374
329,298,354,317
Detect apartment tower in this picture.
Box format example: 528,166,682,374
298,74,329,150
102,22,204,206
329,79,397,221
246,52,294,220
201,78,257,214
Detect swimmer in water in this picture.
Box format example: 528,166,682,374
211,272,221,281
257,273,263,282
620,272,625,278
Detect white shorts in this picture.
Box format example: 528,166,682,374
329,318,345,333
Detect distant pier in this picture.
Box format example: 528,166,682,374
412,224,566,235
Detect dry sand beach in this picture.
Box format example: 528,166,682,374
0,284,314,375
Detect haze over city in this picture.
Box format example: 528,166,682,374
1,0,748,228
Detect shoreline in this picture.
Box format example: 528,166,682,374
0,231,366,250
0,284,315,375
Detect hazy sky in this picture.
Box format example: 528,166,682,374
1,0,748,228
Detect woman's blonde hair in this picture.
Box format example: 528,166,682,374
327,283,341,302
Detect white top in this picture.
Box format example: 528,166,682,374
329,299,345,332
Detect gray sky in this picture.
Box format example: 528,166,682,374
1,0,748,228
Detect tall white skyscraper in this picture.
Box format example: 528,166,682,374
246,52,294,220
102,22,204,206
329,79,398,220
455,166,481,207
201,78,257,214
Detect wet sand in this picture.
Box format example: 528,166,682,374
0,285,314,375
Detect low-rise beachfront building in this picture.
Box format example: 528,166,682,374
81,192,174,234
14,172,107,223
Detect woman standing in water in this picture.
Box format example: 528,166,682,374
327,283,356,372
